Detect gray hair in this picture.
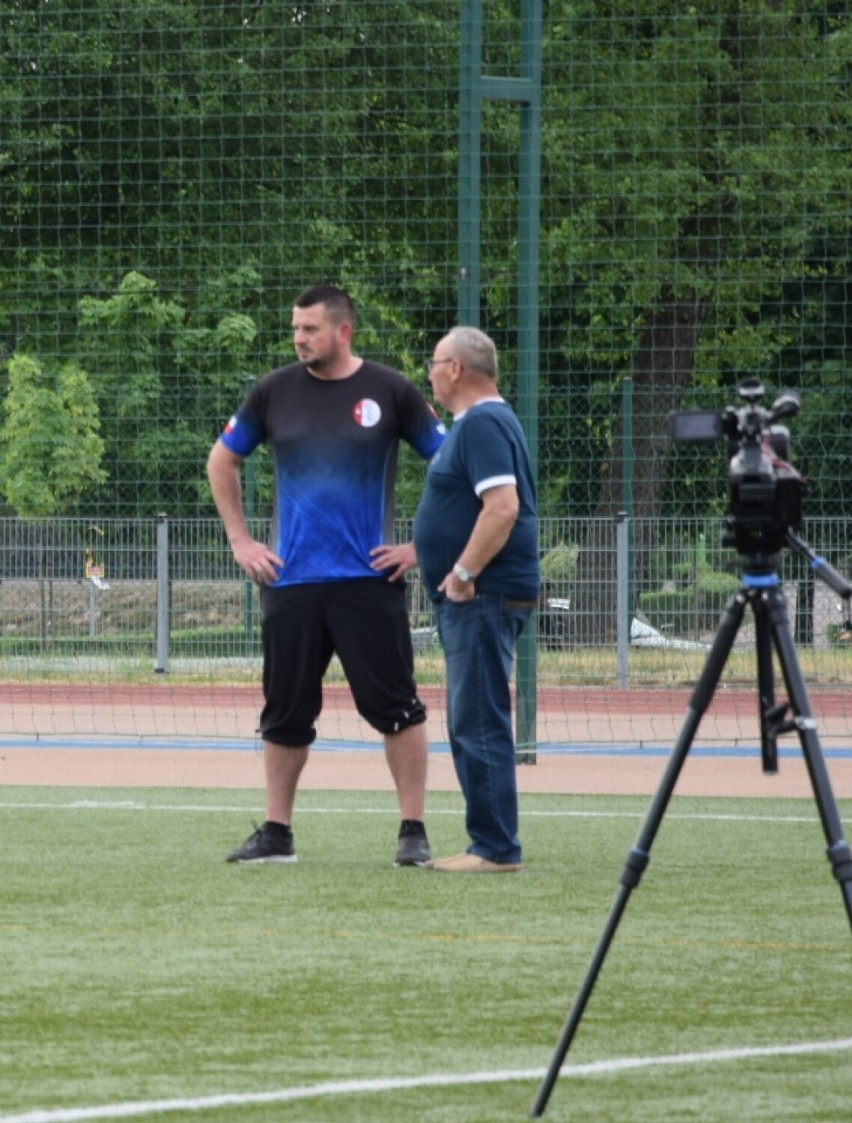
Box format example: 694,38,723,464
445,326,499,381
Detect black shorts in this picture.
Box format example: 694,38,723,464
258,579,427,746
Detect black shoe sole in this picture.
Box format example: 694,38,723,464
227,853,298,864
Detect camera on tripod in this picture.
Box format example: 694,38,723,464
671,377,805,557
535,377,852,1119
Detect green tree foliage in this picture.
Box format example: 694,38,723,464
1,1,458,516
0,353,106,516
539,1,850,522
0,0,848,529
76,270,259,514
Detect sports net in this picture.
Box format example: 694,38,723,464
2,3,850,751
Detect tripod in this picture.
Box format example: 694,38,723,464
531,529,852,1117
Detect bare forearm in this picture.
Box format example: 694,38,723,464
457,506,515,576
440,484,519,601
457,485,519,576
207,450,250,547
207,443,283,581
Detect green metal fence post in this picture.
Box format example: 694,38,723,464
458,0,542,763
458,1,483,326
514,0,542,763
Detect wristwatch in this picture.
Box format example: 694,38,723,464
453,563,475,583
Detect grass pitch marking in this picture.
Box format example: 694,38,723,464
2,1038,851,1123
0,796,831,826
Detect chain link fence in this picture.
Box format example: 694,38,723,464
2,4,849,523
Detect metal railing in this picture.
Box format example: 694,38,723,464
1,514,850,673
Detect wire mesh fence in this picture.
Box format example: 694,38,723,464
2,516,851,748
2,3,849,522
2,6,850,747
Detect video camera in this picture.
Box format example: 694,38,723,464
671,378,805,558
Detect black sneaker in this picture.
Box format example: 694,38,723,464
226,822,297,864
394,820,431,867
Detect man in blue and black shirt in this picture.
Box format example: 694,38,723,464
207,284,445,867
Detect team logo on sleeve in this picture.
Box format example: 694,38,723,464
353,399,381,427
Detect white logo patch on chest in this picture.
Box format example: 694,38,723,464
353,398,382,427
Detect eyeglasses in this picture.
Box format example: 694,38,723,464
425,357,454,376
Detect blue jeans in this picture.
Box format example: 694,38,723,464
435,593,534,864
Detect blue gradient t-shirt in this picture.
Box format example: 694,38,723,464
219,361,445,585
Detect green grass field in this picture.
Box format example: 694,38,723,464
2,786,851,1122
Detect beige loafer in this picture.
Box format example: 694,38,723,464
427,852,522,873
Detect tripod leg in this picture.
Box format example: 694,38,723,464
766,586,852,927
530,590,748,1118
753,596,779,773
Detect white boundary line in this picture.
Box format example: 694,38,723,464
2,1038,851,1123
0,798,827,824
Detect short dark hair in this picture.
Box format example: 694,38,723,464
294,283,357,327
